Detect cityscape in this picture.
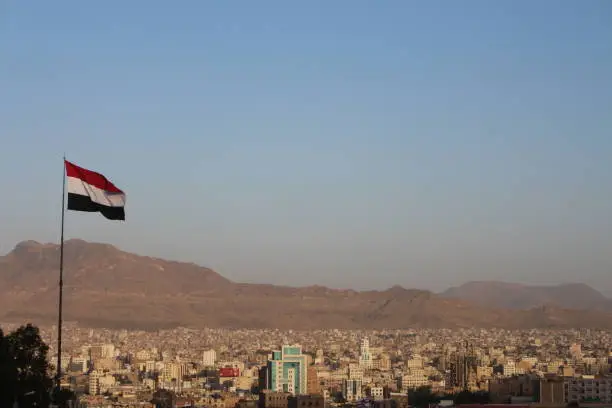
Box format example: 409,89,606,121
1,322,611,408
3,1,612,408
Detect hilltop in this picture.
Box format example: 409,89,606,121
1,240,610,330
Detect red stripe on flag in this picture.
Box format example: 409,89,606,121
65,160,124,194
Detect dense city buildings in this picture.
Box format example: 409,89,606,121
3,323,612,408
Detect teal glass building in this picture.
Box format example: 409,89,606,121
266,345,308,395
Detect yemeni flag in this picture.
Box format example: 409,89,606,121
65,160,126,220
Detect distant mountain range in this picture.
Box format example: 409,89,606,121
440,281,612,311
1,239,611,330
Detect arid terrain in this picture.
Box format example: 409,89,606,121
1,239,610,330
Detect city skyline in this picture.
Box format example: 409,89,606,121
2,1,612,293
2,322,609,407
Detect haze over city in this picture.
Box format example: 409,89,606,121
2,0,612,294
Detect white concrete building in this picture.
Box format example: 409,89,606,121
343,379,363,402
202,349,217,366
359,337,372,369
566,377,612,403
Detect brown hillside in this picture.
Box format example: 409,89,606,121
441,281,612,311
1,240,611,330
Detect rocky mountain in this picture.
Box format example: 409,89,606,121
441,281,612,311
1,240,611,330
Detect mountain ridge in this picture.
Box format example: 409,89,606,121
441,280,611,311
1,240,610,330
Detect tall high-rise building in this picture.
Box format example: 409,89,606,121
89,345,103,362
307,366,320,394
343,378,363,402
101,344,115,359
539,376,564,405
88,370,101,395
379,353,391,371
359,337,372,369
202,349,217,367
265,345,308,395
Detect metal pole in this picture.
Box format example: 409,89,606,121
56,157,66,389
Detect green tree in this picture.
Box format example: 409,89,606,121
52,387,77,408
453,391,490,405
5,324,53,407
0,328,18,407
0,324,76,407
408,386,436,408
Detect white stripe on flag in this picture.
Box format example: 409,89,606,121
67,176,126,208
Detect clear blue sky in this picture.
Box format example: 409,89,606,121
1,1,611,293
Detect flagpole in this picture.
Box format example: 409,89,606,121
56,156,66,390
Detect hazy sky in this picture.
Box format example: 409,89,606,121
1,1,611,293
